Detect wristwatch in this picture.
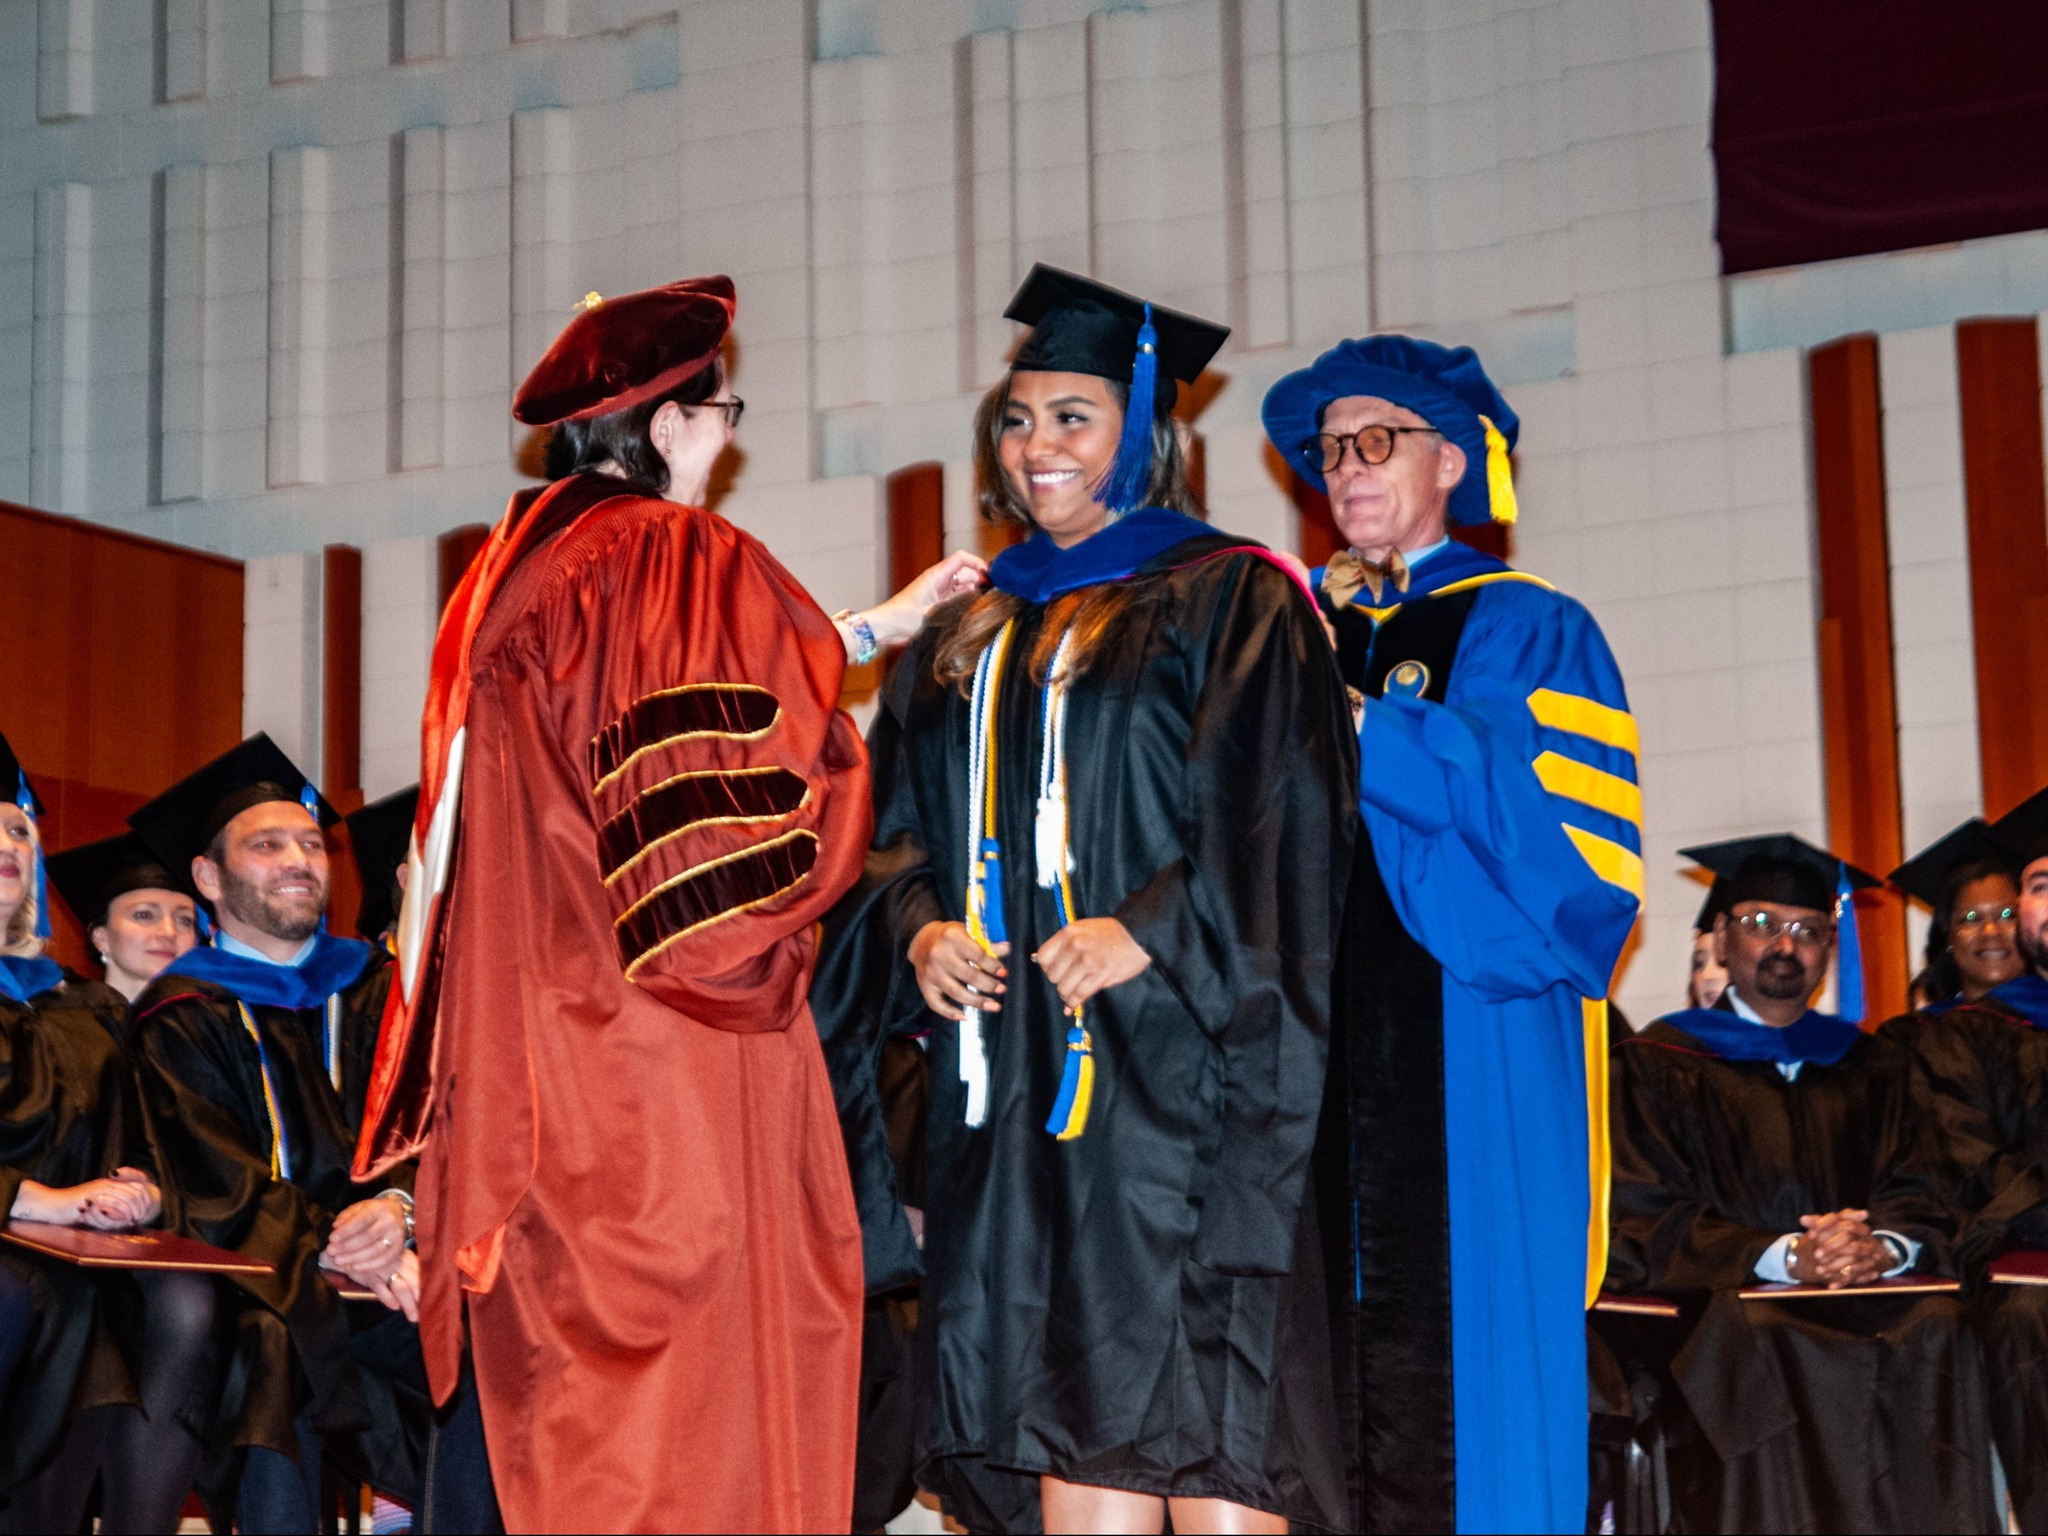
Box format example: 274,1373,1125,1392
380,1188,417,1248
833,609,880,667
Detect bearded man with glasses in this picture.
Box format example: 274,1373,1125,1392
1603,834,1992,1532
1261,337,1642,1533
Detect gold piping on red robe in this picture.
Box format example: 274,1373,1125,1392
615,828,820,978
597,766,811,884
589,684,781,795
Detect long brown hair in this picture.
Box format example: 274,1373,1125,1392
933,373,1202,691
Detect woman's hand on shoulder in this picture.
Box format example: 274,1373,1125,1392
909,920,1008,1022
864,551,991,648
1033,918,1151,1011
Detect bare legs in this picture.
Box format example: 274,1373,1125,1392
1039,1476,1286,1535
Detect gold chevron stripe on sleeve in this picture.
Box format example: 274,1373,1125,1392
1528,688,1639,756
1563,824,1646,901
1533,750,1643,828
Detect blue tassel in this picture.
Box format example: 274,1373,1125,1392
1834,863,1864,1024
1094,303,1158,515
300,782,320,816
1044,1018,1095,1140
17,771,49,941
979,839,1007,946
194,904,214,941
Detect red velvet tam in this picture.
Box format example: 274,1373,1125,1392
512,275,736,426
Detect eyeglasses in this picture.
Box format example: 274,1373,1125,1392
1299,425,1440,474
692,396,744,428
1729,910,1833,949
1953,905,2016,933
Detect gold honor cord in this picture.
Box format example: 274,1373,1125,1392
236,1002,291,1180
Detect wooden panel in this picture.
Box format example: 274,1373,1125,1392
1807,336,1909,1021
1290,471,1342,567
437,523,490,613
1956,317,2048,817
0,499,244,971
886,462,944,593
322,545,362,813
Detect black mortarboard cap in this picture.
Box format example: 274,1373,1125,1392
1989,785,2048,871
128,733,337,879
1679,834,1879,915
1888,817,2011,909
1692,874,1732,932
1005,265,1229,391
344,786,417,940
45,832,192,930
0,731,44,817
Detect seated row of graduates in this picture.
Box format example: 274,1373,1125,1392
0,731,483,1534
1602,804,2048,1535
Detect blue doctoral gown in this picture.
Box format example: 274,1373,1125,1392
1314,540,1641,1533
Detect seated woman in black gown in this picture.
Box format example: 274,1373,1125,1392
849,268,1356,1534
0,739,215,1535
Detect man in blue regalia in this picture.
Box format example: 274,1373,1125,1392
1262,337,1642,1532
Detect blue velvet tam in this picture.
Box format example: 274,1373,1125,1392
1261,334,1522,526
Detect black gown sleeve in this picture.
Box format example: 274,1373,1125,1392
814,649,947,1294
1608,1039,1782,1293
1111,557,1357,1275
1913,1013,2048,1269
1862,1026,1955,1270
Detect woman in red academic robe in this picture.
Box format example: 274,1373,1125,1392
354,278,983,1532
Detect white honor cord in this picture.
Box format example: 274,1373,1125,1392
1035,630,1075,889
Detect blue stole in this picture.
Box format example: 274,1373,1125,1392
1986,973,2048,1029
1658,1004,1862,1067
161,929,373,1011
988,508,1227,602
0,955,64,1004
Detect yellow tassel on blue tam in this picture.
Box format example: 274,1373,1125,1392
1481,414,1517,526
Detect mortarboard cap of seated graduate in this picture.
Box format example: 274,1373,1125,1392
1680,833,1880,1020
1887,817,2012,911
344,785,418,941
1988,785,2048,873
45,831,192,932
128,733,339,883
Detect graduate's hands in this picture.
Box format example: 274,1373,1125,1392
13,1171,160,1229
1788,1209,1889,1287
1034,918,1150,1011
324,1194,408,1284
910,921,1008,1022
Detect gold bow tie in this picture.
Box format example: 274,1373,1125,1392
1323,548,1410,607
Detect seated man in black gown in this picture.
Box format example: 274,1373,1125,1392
1906,789,2048,1531
1606,834,1994,1533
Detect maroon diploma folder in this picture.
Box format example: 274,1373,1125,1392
1990,1249,2048,1286
2,1219,271,1275
1740,1275,1960,1300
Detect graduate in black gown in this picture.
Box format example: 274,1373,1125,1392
835,266,1355,1533
1892,816,2023,1012
124,736,427,1532
1609,835,1995,1533
0,739,217,1535
1903,791,2048,1530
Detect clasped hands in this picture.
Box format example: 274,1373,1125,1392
910,917,1151,1020
1784,1208,1894,1289
8,1167,161,1230
320,1192,419,1321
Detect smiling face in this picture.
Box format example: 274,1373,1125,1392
2020,858,2048,981
93,887,200,1000
1318,395,1465,561
1715,899,1834,1019
194,801,329,946
0,802,32,941
1946,871,2023,999
996,370,1125,548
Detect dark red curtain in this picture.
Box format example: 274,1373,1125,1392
1713,1,2048,274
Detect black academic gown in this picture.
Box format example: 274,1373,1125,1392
1906,1002,2048,1531
1608,1007,1996,1533
129,953,423,1499
0,973,165,1495
847,538,1356,1530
